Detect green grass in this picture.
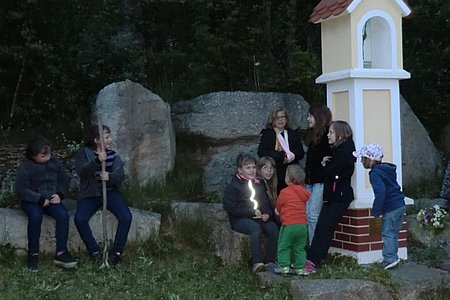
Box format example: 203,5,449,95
0,233,290,300
0,215,402,300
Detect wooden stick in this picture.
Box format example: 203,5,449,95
97,118,109,267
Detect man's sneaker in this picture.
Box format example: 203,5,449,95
382,258,401,270
107,251,121,267
91,252,103,267
252,262,266,273
303,259,316,275
274,266,291,275
27,254,39,272
54,251,78,269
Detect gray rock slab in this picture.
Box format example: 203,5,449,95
171,202,250,265
389,262,450,299
289,279,392,300
0,199,161,254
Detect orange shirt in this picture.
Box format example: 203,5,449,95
276,185,310,225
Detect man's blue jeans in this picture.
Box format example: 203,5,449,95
21,201,69,254
306,183,324,244
74,189,132,254
232,218,279,265
381,206,405,263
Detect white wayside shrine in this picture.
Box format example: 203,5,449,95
309,0,413,264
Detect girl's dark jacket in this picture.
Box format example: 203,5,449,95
323,139,356,203
222,175,274,226
15,155,70,205
305,129,331,185
75,147,125,199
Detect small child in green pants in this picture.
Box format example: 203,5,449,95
274,164,310,275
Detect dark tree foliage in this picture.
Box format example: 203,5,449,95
401,0,450,146
0,0,447,148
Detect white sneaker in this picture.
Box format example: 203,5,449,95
383,258,400,270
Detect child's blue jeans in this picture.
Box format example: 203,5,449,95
74,189,132,254
306,183,324,245
381,206,405,263
232,218,279,265
21,201,70,254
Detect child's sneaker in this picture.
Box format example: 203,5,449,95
382,258,400,270
90,251,103,267
252,262,266,273
54,251,78,269
27,253,39,272
303,259,316,275
292,268,305,276
264,262,277,273
107,251,121,267
274,266,291,275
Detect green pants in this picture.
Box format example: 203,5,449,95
277,224,307,269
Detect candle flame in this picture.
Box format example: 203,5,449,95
248,181,258,209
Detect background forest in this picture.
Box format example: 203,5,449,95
0,0,448,152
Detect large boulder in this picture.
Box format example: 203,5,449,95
401,97,443,187
0,200,161,254
94,80,176,185
172,91,309,141
172,91,310,196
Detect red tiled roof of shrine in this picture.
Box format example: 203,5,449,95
309,0,411,23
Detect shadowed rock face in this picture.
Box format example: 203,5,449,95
401,96,443,187
172,91,310,196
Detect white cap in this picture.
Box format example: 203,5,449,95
353,143,384,161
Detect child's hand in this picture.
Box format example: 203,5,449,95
261,213,269,222
321,156,331,166
43,199,50,207
100,171,110,182
255,209,262,218
97,151,107,162
50,194,61,204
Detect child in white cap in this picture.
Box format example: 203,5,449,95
353,143,405,270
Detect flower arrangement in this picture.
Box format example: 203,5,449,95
416,205,448,235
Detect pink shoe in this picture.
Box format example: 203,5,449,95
304,259,316,275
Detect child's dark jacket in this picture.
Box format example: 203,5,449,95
223,175,273,226
323,139,356,203
15,156,69,204
75,147,125,199
370,163,405,218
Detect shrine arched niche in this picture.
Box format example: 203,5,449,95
358,12,396,69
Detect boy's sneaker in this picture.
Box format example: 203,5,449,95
264,262,277,273
252,262,266,273
107,251,121,267
303,259,316,275
27,254,39,272
382,258,401,270
274,266,291,275
54,251,78,269
91,251,103,267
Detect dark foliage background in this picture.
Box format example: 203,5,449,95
0,0,448,150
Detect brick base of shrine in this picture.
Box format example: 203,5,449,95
329,207,408,264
